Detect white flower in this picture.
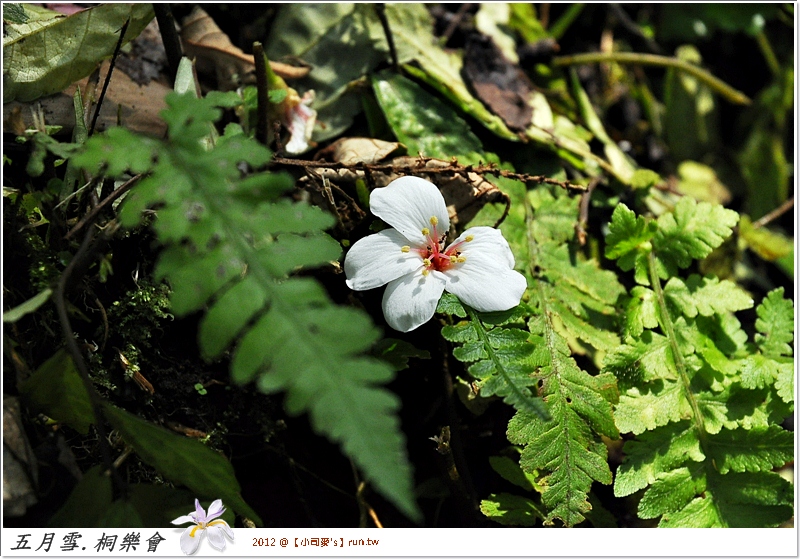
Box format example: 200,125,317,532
284,90,316,154
344,176,527,332
172,499,234,555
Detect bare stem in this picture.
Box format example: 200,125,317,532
553,51,752,105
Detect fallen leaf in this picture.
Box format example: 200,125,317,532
317,137,406,165
462,33,534,132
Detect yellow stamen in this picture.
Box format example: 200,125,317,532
465,235,474,242
400,246,410,253
429,216,439,226
422,258,432,267
421,227,430,236
422,269,429,276
449,255,458,263
456,256,467,263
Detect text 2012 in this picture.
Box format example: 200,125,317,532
252,538,276,547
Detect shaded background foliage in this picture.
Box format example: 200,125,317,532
3,3,794,528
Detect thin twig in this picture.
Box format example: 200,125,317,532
252,42,270,146
271,156,585,191
553,51,752,105
153,4,183,84
374,4,399,72
64,174,142,240
575,176,600,245
440,3,473,46
608,4,663,54
752,198,794,229
90,19,129,136
54,228,125,496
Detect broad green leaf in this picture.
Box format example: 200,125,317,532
103,403,262,525
675,160,732,205
48,466,112,527
371,71,482,159
480,493,543,526
3,3,155,102
21,350,94,434
3,287,52,323
488,455,539,492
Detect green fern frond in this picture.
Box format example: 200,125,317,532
605,198,793,527
73,92,420,521
438,294,549,420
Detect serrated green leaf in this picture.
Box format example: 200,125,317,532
605,204,657,285
441,321,478,343
453,341,488,363
660,470,793,527
103,403,262,525
509,409,611,527
75,92,420,522
663,275,753,318
623,286,659,337
21,350,94,434
436,292,466,317
754,287,793,357
615,379,692,435
653,196,739,278
614,421,703,497
480,493,543,526
706,426,793,474
638,465,705,519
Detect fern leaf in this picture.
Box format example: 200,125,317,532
496,185,621,526
706,425,794,474
652,197,739,278
74,92,420,521
658,471,793,527
438,294,549,419
663,275,753,318
606,197,792,527
480,493,543,526
613,421,704,497
605,198,738,284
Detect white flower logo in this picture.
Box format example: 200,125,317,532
172,499,234,555
344,176,527,332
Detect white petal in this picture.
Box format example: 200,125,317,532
345,229,423,290
180,526,204,555
206,525,228,552
193,499,206,523
205,499,225,521
370,177,450,245
213,520,234,541
171,515,195,525
382,271,446,332
442,228,527,312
